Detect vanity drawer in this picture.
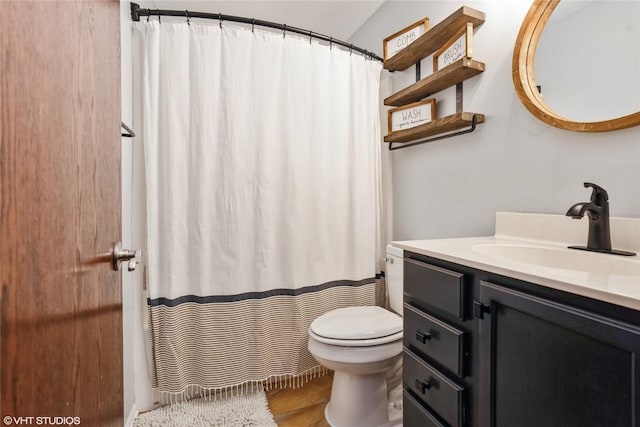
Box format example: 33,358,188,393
404,258,466,319
404,348,465,427
404,303,467,377
404,390,446,427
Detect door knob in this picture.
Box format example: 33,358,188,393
112,241,142,272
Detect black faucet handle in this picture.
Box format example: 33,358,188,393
584,182,608,206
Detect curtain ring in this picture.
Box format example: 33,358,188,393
308,30,313,45
283,24,287,38
185,10,190,26
251,18,255,33
329,37,333,50
219,13,222,28
157,9,161,24
349,44,353,55
146,8,150,22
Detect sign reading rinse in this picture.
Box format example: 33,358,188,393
383,18,429,61
388,99,436,133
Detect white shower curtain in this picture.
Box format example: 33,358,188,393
137,20,383,400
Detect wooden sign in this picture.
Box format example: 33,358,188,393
387,99,436,134
433,23,473,72
383,18,430,61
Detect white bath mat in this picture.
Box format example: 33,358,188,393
133,390,277,427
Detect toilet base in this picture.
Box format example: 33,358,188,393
324,371,390,427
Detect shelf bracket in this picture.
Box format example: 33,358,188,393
456,82,463,113
387,114,479,151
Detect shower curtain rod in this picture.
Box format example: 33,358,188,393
130,3,383,62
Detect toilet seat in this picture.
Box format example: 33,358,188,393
309,329,403,347
309,306,403,347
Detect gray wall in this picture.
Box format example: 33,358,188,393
350,0,640,241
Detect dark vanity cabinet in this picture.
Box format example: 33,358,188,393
402,251,640,427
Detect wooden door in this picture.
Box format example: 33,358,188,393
1,1,123,425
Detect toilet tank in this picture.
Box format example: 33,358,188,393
385,245,404,314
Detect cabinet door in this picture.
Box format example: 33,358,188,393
477,281,640,427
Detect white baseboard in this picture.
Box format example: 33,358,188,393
124,403,138,427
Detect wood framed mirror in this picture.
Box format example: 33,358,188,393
512,0,640,132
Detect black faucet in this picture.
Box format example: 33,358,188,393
566,183,635,256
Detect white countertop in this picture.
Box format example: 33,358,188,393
393,213,640,311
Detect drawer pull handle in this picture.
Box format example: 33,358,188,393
416,330,432,344
415,379,431,394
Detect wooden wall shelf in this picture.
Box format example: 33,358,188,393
384,58,485,107
384,112,484,144
384,6,485,72
383,6,486,149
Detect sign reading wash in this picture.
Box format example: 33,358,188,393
383,18,429,61
388,99,436,134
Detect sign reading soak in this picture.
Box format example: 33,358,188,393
383,18,429,61
388,99,436,134
434,23,474,72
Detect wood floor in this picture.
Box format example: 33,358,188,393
266,373,333,427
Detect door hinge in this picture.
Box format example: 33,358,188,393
473,301,491,319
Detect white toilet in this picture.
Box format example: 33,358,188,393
308,245,404,427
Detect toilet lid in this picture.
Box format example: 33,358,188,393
310,306,402,340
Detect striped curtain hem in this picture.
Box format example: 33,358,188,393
148,277,385,402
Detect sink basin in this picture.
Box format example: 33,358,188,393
472,243,640,276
